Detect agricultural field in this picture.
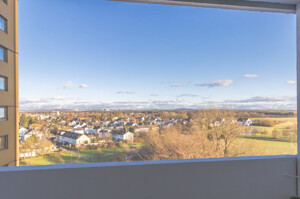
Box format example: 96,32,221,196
240,117,297,156
251,117,297,137
238,137,297,156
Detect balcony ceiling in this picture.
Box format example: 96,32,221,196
111,0,298,13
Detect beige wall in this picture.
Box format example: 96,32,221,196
0,0,18,166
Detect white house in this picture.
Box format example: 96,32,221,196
111,130,134,141
102,121,110,126
19,151,37,158
60,120,66,125
23,129,43,141
81,123,87,128
19,127,29,140
135,127,149,133
57,131,91,146
98,129,111,138
73,124,82,129
237,118,253,126
85,127,97,134
69,121,77,126
72,128,85,134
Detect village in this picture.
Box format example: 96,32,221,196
17,110,297,165
18,111,188,160
18,110,257,161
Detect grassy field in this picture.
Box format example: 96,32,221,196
71,142,145,158
239,117,297,156
20,151,119,166
20,142,146,166
72,147,122,158
239,137,297,156
251,117,297,137
20,152,80,166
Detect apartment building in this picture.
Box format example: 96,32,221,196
0,0,18,166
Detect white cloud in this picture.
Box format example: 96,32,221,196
51,96,66,100
117,91,135,95
177,94,198,97
170,81,191,88
19,96,70,106
63,81,77,89
210,96,296,110
285,80,296,85
196,80,234,88
19,96,296,111
79,84,89,88
63,81,88,89
19,99,189,111
244,74,259,78
171,84,182,88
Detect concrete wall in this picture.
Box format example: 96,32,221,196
0,155,297,199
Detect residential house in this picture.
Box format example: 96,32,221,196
72,128,85,134
98,129,111,138
68,121,77,126
19,127,29,140
85,127,97,134
102,121,110,127
57,131,91,146
237,118,253,126
23,129,43,141
111,130,134,141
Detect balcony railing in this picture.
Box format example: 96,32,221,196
0,155,296,199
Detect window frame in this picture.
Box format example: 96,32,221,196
0,45,8,62
0,106,8,121
0,75,8,92
0,15,7,33
1,0,7,5
0,135,8,152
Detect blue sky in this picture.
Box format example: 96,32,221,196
19,0,297,110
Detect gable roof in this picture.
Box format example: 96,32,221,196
59,131,87,140
25,129,41,135
111,129,131,135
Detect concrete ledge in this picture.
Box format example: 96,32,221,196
111,0,297,14
0,154,296,172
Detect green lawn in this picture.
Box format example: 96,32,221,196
20,151,119,166
128,142,145,148
20,152,80,166
73,142,145,158
79,154,116,163
238,137,297,156
72,147,122,157
20,142,146,166
238,118,297,156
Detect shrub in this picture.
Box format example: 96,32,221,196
260,130,267,136
259,119,275,127
272,128,281,139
